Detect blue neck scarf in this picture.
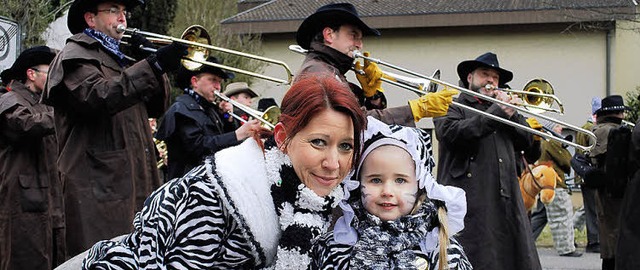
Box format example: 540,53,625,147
83,28,127,67
183,87,205,105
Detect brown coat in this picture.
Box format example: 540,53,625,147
296,42,414,127
0,82,65,269
42,33,169,256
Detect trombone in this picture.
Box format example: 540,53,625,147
118,24,294,85
350,50,596,152
486,79,564,114
214,91,280,130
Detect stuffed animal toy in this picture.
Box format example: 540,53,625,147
519,163,559,211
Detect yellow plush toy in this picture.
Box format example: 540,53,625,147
518,163,559,211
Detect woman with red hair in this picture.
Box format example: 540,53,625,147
80,74,367,269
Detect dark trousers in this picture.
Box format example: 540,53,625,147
581,185,600,246
531,198,547,240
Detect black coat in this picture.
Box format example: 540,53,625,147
434,93,541,270
616,118,640,269
156,94,240,179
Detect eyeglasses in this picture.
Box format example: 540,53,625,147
97,7,131,19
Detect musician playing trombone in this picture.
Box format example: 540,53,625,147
155,60,264,180
42,0,189,257
295,3,458,127
434,52,542,270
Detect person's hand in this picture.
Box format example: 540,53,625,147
130,33,154,59
354,51,384,98
495,91,518,117
408,89,458,121
526,117,543,141
235,119,261,140
148,41,188,72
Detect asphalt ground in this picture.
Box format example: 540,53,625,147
538,247,601,270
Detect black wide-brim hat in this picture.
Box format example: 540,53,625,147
175,56,235,89
596,95,630,114
296,3,380,49
8,46,57,81
457,52,513,88
67,0,144,34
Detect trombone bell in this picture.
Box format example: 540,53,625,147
260,106,281,128
522,79,554,114
180,25,211,71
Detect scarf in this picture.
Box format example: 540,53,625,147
349,198,438,270
308,41,355,75
263,139,344,269
183,87,204,104
83,28,127,67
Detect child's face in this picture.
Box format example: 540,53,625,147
360,145,418,222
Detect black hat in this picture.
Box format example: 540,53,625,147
596,95,629,114
67,0,144,34
1,69,14,85
296,3,380,49
8,46,57,81
457,52,513,89
257,97,278,112
174,56,235,89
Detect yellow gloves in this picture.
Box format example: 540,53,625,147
355,51,384,98
408,89,458,121
526,117,543,141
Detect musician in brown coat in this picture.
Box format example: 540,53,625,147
0,46,65,269
42,0,185,256
295,3,457,126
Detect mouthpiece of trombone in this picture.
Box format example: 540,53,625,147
116,24,126,33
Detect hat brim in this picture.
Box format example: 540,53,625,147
457,60,513,89
174,65,234,89
296,10,380,49
67,0,143,34
225,88,258,98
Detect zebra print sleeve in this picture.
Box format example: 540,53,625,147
84,167,255,269
424,237,474,270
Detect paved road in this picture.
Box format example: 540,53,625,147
538,247,601,270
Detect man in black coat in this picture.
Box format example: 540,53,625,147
156,58,262,179
434,52,541,270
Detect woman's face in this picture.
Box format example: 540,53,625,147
276,109,355,197
360,145,418,221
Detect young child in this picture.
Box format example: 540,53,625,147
311,117,472,270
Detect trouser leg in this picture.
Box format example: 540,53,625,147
547,188,576,254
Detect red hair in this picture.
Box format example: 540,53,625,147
279,75,367,168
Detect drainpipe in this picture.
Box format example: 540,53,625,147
606,27,613,96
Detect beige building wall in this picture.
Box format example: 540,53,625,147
612,20,640,97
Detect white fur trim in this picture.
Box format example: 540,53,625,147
211,139,280,265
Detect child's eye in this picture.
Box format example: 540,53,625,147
369,178,381,184
395,178,407,184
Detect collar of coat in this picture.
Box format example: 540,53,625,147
0,81,41,115
204,138,280,266
308,41,354,75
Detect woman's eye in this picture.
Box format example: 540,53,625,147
310,139,326,147
339,142,354,151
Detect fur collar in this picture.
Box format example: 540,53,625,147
207,138,279,266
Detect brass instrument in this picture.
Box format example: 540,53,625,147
288,45,596,152
119,24,294,85
153,138,168,169
352,50,596,151
215,91,280,129
485,79,564,114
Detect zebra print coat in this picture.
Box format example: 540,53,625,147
82,138,284,269
310,231,472,270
